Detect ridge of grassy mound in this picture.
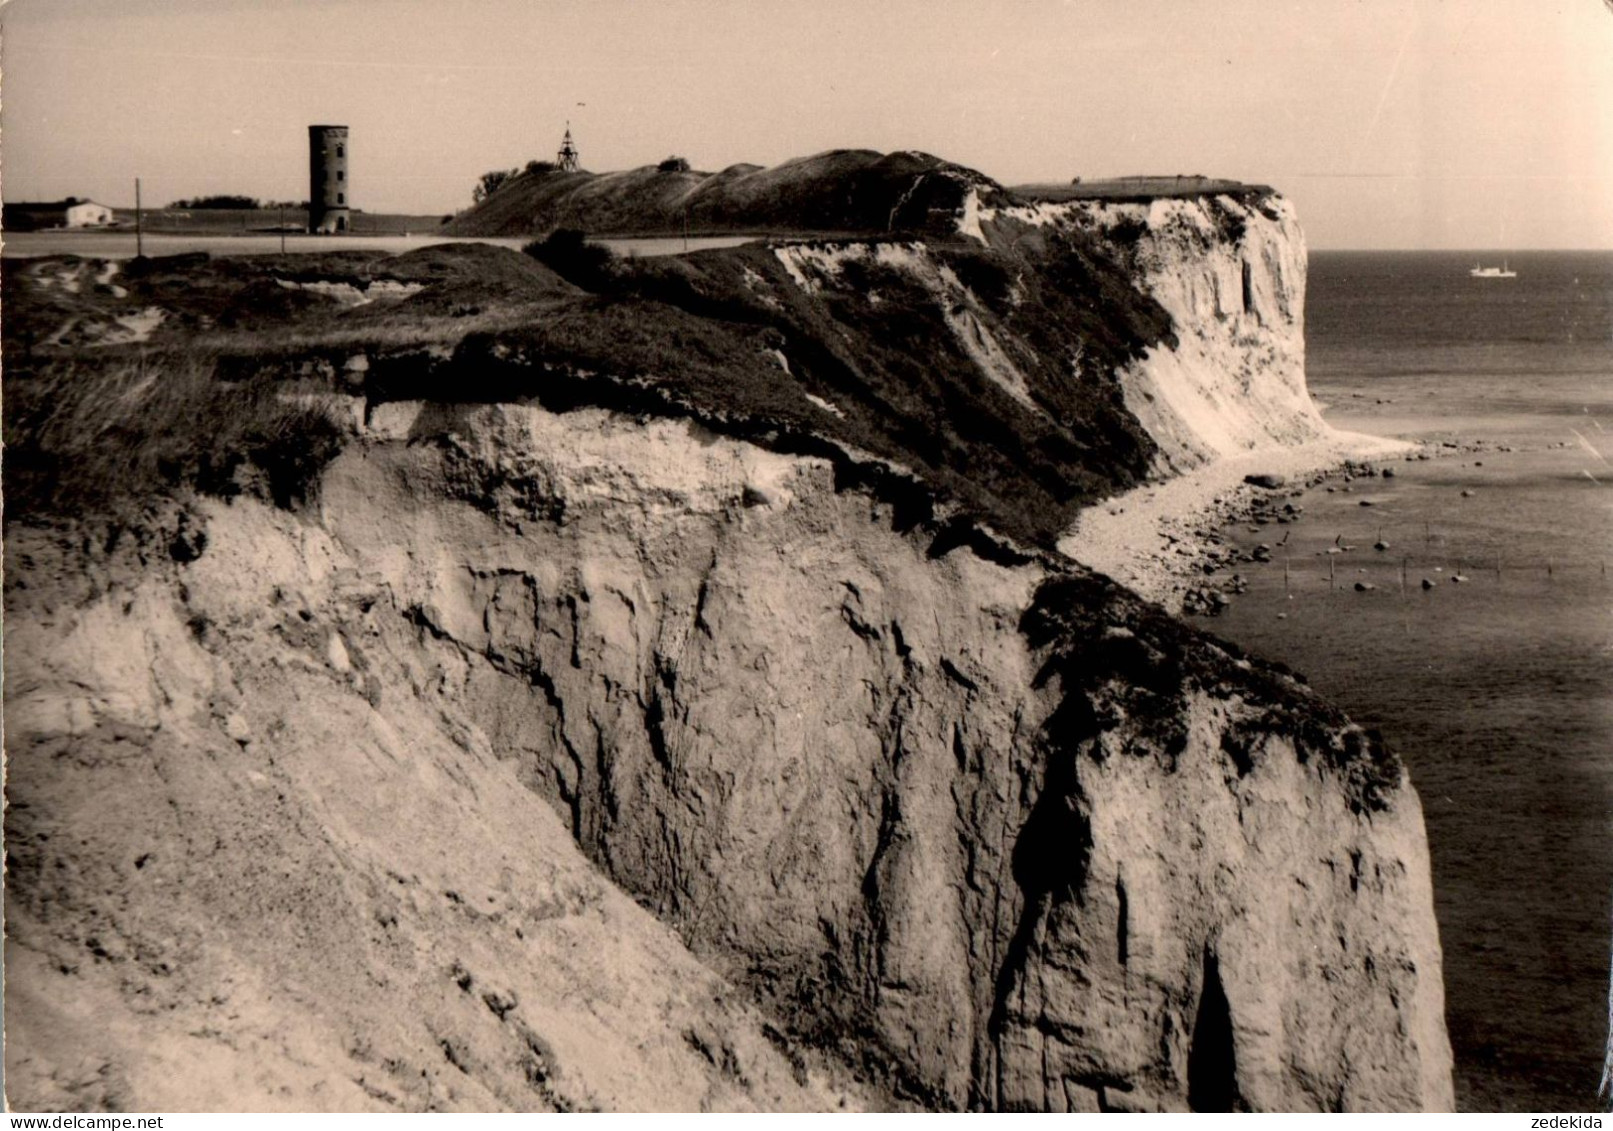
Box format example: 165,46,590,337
444,149,1010,239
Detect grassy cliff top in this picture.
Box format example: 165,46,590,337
4,211,1172,553
444,148,1011,239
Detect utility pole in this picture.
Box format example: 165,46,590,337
135,177,144,258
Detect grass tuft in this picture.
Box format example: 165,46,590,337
3,350,346,522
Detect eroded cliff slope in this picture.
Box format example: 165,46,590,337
4,159,1451,1111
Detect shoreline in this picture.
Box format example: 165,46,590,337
1058,428,1413,611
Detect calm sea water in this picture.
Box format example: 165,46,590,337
1207,251,1613,1111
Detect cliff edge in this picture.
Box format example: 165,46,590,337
3,154,1453,1111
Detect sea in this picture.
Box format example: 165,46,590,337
1204,251,1613,1111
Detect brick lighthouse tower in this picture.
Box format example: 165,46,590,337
308,125,351,233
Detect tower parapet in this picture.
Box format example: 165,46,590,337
308,125,351,233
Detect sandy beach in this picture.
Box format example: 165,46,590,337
1058,428,1412,610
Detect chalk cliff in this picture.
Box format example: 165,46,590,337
971,191,1330,471
3,164,1453,1111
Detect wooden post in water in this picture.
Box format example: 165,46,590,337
1496,552,1503,582
1328,554,1335,590
1284,555,1290,597
134,177,143,258
1401,556,1408,595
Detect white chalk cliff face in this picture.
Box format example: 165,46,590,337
4,195,1453,1111
1115,196,1326,468
976,193,1329,472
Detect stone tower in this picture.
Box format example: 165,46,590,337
308,125,351,234
557,126,580,173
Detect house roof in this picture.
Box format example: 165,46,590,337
4,199,112,213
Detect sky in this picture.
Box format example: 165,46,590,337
2,0,1611,249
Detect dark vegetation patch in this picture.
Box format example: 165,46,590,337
522,229,616,289
167,193,262,210
2,349,345,521
1201,196,1249,246
1021,573,1403,813
1103,216,1151,249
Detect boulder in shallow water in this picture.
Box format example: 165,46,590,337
1244,473,1287,489
1421,578,1435,590
1354,581,1377,592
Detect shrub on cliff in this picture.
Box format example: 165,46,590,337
522,229,616,290
1106,215,1150,248
472,169,518,204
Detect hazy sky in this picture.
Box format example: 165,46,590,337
3,0,1611,248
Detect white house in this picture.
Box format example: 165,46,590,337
3,198,116,231
63,199,114,227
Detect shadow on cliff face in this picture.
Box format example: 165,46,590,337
968,571,1417,1109
1186,948,1240,1112
987,715,1093,1105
